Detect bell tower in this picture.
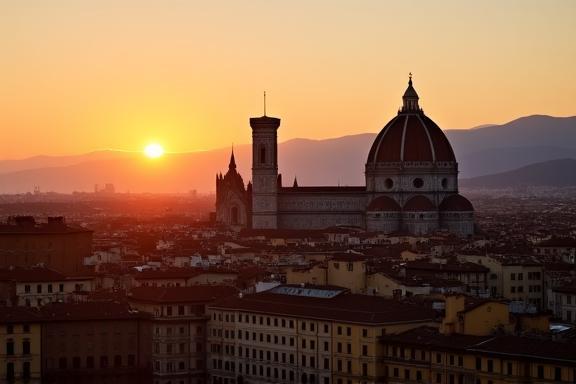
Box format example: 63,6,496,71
250,109,280,229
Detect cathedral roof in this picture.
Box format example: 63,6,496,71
403,195,436,211
439,194,474,211
366,77,456,164
367,196,402,211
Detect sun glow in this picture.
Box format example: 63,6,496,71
144,143,164,158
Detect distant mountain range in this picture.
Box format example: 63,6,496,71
460,159,576,188
0,114,574,193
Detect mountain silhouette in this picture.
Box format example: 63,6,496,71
460,159,576,188
0,115,574,193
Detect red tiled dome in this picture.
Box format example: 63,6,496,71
367,114,456,163
403,195,436,211
366,78,456,164
439,194,474,211
367,196,401,211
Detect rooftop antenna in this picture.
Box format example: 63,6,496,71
263,91,267,116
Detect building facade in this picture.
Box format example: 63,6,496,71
216,77,474,236
206,285,437,384
128,286,238,384
0,216,93,274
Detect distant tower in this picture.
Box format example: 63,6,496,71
215,149,249,227
250,105,281,229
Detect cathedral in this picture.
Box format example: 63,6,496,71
216,77,474,236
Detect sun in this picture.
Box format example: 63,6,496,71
144,143,164,158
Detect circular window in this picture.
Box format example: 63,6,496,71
413,178,424,188
385,178,394,189
441,178,448,189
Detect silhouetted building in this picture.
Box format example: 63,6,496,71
216,77,474,236
0,216,93,274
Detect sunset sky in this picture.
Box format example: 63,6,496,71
1,0,575,159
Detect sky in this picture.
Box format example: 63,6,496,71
1,0,575,159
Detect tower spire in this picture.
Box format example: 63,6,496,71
228,145,236,170
263,91,267,116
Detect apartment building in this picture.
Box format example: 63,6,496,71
381,326,576,384
207,284,437,384
128,285,237,384
458,254,544,309
0,306,42,383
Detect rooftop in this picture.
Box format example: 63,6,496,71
210,286,436,325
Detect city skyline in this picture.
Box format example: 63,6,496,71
1,1,575,159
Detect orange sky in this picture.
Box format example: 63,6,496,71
1,0,575,159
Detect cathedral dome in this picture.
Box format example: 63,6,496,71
439,194,474,211
367,196,401,211
366,77,456,164
403,195,436,211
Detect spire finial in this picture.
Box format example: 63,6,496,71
408,72,413,86
293,176,298,188
263,91,267,116
229,145,236,170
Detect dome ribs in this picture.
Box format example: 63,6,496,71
403,115,434,161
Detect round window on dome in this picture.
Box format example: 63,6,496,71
441,178,448,189
413,178,424,188
385,178,394,189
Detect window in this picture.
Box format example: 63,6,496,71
23,324,30,333
6,363,14,381
362,328,368,338
506,362,512,375
487,359,494,373
86,356,94,368
385,178,394,189
362,363,368,376
362,345,368,356
537,365,544,379
475,357,481,370
413,178,424,188
6,339,14,355
22,339,30,355
73,356,81,369
25,285,31,293
100,356,108,368
259,145,266,164
22,361,30,379
346,327,351,336
555,367,562,381
37,284,42,293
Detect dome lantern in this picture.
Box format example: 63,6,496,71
401,73,421,113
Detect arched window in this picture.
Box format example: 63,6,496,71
259,145,266,164
231,206,239,225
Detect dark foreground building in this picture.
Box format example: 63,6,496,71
0,216,92,274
